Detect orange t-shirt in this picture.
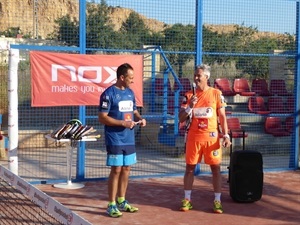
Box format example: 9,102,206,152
181,87,226,141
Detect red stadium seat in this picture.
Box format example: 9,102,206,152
286,96,295,113
155,78,173,96
174,77,192,96
227,117,248,139
166,98,180,115
233,78,256,96
268,96,287,113
248,96,271,115
251,78,272,96
264,116,290,137
269,79,292,96
285,116,294,134
214,78,236,96
227,117,248,151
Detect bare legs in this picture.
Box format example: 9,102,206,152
210,164,221,193
183,164,221,193
108,166,131,202
183,164,196,190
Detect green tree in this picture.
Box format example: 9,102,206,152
237,37,278,78
163,24,195,77
202,24,296,79
86,0,118,51
202,26,234,64
52,15,79,46
230,24,258,52
51,0,118,51
0,27,21,38
275,33,295,51
119,11,152,49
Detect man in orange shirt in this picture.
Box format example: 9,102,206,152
179,64,231,214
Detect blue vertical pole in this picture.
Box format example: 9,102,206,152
290,2,300,168
194,0,203,175
195,0,203,66
77,0,86,180
151,50,157,112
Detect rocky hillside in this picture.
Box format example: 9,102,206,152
108,7,167,33
0,0,286,39
0,0,166,39
0,0,79,38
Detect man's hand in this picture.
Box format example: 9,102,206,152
139,118,146,127
222,138,231,148
122,120,136,129
189,95,198,108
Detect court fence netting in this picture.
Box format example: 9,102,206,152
0,165,92,225
0,0,299,185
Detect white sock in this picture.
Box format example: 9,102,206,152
184,190,192,201
214,193,221,202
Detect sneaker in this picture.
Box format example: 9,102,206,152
106,204,123,218
213,200,223,214
117,200,139,213
180,199,193,211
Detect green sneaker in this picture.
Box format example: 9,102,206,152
106,204,122,218
180,199,193,211
213,200,223,214
117,200,139,213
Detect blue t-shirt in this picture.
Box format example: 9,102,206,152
99,85,137,146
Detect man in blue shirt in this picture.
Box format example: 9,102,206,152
98,63,146,218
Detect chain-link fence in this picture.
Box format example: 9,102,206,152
0,0,298,184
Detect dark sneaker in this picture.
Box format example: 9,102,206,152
106,204,122,218
180,199,193,211
213,200,223,214
117,200,139,213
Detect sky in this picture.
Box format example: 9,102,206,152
105,0,298,34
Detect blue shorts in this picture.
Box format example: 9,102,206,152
106,145,137,166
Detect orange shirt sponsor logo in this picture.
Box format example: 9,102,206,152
181,87,226,141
